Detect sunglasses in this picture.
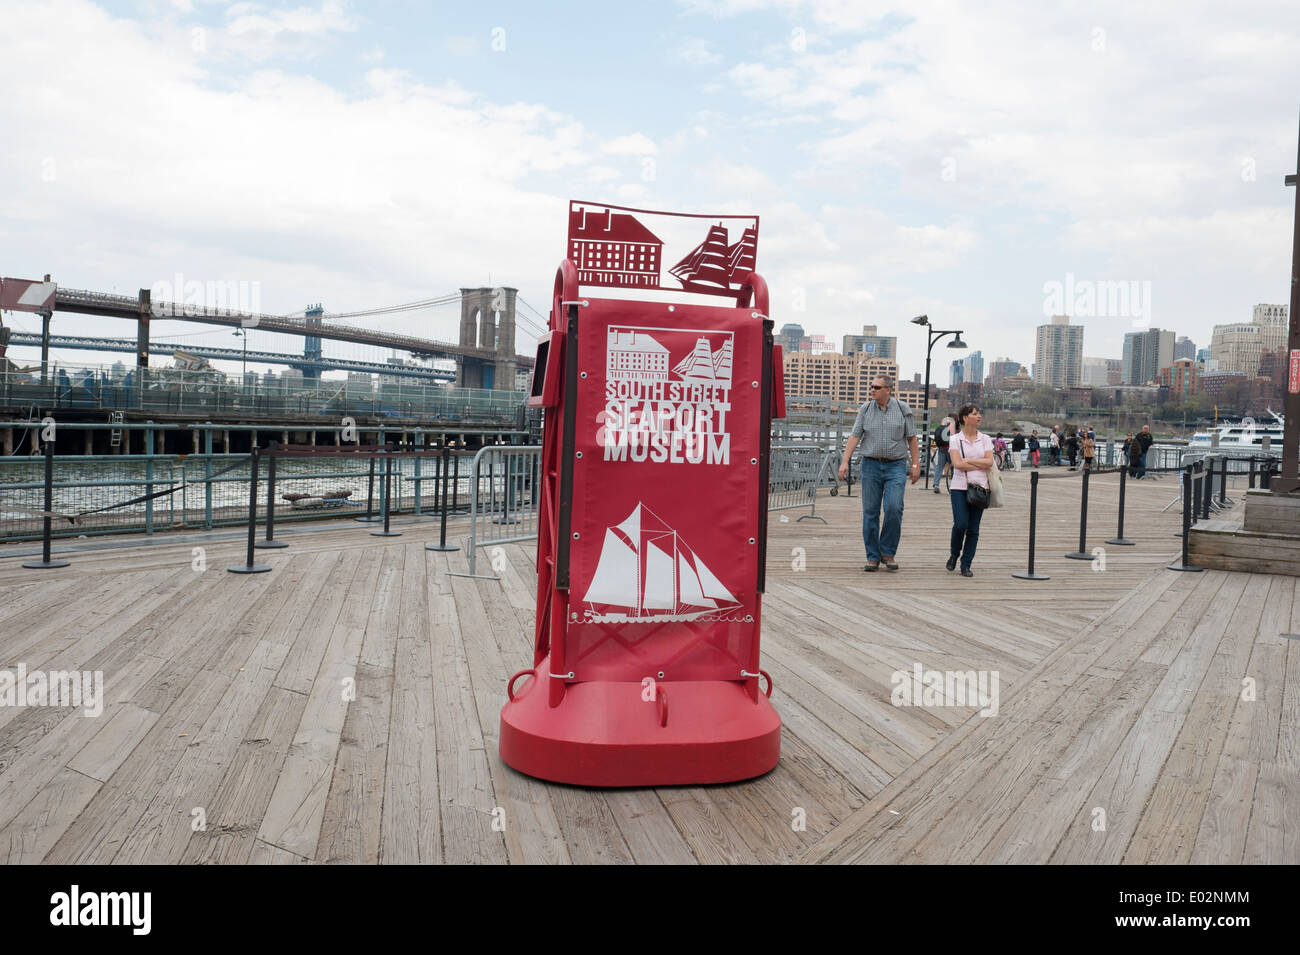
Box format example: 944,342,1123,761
870,384,889,390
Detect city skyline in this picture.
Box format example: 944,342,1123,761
2,2,1299,387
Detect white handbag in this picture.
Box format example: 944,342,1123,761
988,460,1005,508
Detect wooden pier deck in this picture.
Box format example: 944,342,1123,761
0,468,1295,864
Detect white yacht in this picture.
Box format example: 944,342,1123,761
1182,410,1286,464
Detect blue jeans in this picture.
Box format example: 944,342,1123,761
932,449,949,489
861,457,907,561
949,488,986,569
1138,450,1148,478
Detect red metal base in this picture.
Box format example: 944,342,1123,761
499,657,781,787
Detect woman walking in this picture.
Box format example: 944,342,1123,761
1027,430,1041,467
1081,431,1096,470
947,404,995,578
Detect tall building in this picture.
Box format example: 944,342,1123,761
1081,356,1112,387
1174,336,1197,361
1210,304,1288,376
963,351,984,387
1034,315,1084,388
777,323,805,354
950,358,965,385
985,358,1021,391
842,325,897,361
1121,328,1174,385
783,352,898,406
1196,347,1211,363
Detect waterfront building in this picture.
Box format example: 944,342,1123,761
1121,328,1174,385
1034,315,1084,388
1210,304,1288,377
842,325,897,361
782,351,897,405
1156,359,1199,400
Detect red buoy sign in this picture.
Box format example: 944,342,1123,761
499,203,782,787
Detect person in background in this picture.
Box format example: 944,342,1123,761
1010,427,1025,470
1064,430,1080,469
947,404,994,578
1048,425,1062,466
1081,430,1096,470
932,416,954,495
993,432,1009,468
1128,432,1144,477
1028,430,1041,467
838,374,920,572
1137,424,1154,478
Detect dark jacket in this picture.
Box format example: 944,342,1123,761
933,424,950,449
1011,433,1026,451
1137,431,1154,452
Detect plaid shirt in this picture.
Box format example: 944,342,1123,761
851,397,917,461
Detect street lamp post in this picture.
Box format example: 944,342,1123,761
911,315,967,483
233,328,248,388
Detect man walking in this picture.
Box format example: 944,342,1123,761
1048,425,1061,466
838,375,920,572
1010,427,1025,470
931,416,954,494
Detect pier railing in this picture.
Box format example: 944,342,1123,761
0,423,537,543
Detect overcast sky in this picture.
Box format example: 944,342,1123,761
3,0,1299,386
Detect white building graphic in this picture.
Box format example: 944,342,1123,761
607,328,671,382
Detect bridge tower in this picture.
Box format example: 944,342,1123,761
303,303,323,382
457,287,517,390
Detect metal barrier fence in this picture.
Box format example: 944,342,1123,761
768,445,838,522
451,445,543,578
0,424,538,542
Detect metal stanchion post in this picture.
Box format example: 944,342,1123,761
1105,465,1135,546
427,444,459,552
23,438,69,569
1065,466,1092,560
1012,470,1050,580
372,454,401,537
256,445,288,549
356,454,382,522
452,452,460,514
228,448,271,573
1201,459,1213,521
1169,467,1203,572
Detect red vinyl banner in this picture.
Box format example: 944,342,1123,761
566,297,762,683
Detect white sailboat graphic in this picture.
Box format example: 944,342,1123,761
581,503,743,622
671,335,734,386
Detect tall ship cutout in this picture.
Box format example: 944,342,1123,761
670,223,758,295
581,502,745,624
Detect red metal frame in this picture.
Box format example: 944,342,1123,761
499,260,782,787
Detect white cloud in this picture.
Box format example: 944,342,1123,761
677,36,723,65
0,0,637,352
